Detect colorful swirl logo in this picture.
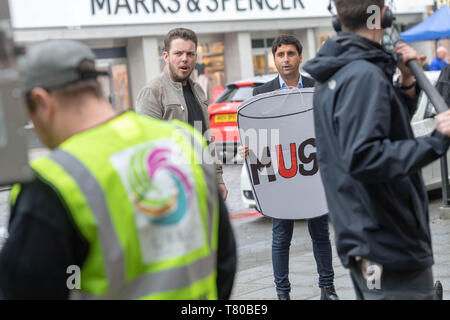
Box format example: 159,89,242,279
127,146,193,225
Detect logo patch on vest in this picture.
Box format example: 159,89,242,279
110,139,204,264
127,145,193,225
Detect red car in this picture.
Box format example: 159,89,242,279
208,74,277,164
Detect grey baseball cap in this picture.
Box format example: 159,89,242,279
19,40,105,93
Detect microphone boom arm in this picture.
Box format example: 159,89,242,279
389,27,448,114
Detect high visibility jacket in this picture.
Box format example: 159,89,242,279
13,111,220,299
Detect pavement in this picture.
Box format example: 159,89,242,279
227,198,450,300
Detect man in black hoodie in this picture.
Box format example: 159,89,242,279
304,0,450,299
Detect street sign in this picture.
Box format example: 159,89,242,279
237,88,328,220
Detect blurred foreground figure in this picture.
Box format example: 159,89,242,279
0,40,236,300
304,0,450,300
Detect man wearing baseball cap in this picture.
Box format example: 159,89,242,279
0,40,236,300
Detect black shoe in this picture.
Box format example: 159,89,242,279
435,280,443,300
320,285,339,300
277,292,290,300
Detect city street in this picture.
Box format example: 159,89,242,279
1,0,449,303
1,164,450,300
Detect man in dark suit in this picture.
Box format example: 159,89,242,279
253,38,315,94
241,34,338,300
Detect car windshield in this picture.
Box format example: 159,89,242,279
216,85,255,103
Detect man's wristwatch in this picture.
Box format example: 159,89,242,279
400,80,416,90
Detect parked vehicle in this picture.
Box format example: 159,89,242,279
411,70,448,191
208,74,277,164
241,71,447,208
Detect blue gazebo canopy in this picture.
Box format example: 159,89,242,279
401,5,450,42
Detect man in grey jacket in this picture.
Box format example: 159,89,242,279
136,28,227,200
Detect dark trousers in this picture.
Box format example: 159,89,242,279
349,258,435,300
272,214,334,293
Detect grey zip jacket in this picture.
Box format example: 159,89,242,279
135,68,224,184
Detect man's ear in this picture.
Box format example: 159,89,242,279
29,88,54,120
163,51,169,64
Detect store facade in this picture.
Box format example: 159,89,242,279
9,0,431,109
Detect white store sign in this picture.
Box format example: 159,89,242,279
9,0,332,28
8,0,430,29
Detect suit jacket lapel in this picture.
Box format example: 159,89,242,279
273,76,281,91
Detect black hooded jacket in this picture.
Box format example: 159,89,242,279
303,33,450,271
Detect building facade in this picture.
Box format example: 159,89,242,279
9,0,433,110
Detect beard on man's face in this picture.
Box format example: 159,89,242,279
167,61,192,83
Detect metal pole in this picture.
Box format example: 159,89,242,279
389,28,448,113
389,28,450,214
440,154,450,207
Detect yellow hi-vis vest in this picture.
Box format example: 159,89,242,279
21,111,220,299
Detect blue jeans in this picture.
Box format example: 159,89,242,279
272,214,334,293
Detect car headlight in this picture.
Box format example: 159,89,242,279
243,190,254,200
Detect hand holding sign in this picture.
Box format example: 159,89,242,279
238,146,249,159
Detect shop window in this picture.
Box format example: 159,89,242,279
198,42,224,54
253,55,266,76
194,41,226,103
96,60,131,112
111,64,131,112
93,47,131,111
252,39,265,49
252,37,278,76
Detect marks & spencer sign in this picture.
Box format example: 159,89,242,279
9,0,331,28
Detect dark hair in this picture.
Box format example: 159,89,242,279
26,59,104,112
334,0,385,31
164,28,198,52
271,34,303,56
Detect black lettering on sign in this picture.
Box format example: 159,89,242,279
250,0,264,10
134,0,150,13
168,0,181,13
221,0,231,11
298,138,318,176
293,0,305,9
250,147,276,186
236,0,246,11
153,0,167,13
187,0,201,12
207,0,219,12
265,0,279,10
115,0,132,14
91,0,111,15
280,0,291,10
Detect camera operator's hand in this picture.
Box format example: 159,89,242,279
394,43,426,80
394,43,426,97
436,109,450,137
